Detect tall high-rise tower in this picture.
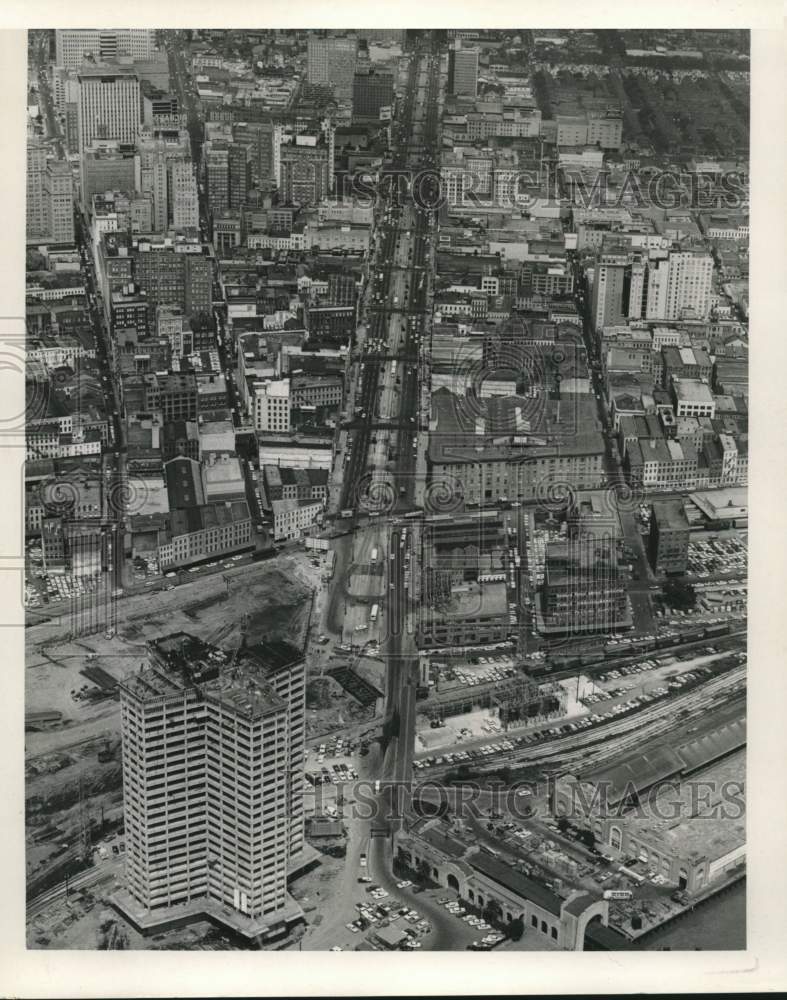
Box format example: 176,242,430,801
448,41,479,97
26,139,49,240
116,634,306,940
77,66,141,153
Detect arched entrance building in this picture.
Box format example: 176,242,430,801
398,822,609,950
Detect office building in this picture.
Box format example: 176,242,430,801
627,258,648,320
80,141,138,210
139,148,169,231
77,67,141,152
158,372,199,423
27,139,49,240
279,137,330,207
137,126,193,227
648,500,690,575
157,305,193,357
306,34,357,104
233,121,282,194
664,250,714,321
646,250,713,322
228,143,251,210
63,91,81,155
205,143,230,216
115,633,305,940
136,129,191,231
586,111,624,150
352,67,394,121
556,111,623,150
28,153,75,245
110,286,150,336
591,253,628,332
170,160,199,230
448,41,479,98
253,379,291,433
55,28,154,70
131,244,213,319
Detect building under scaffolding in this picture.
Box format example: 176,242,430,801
421,674,566,726
493,678,566,730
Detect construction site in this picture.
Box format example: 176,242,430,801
25,550,320,949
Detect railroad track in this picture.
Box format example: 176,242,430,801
418,665,746,781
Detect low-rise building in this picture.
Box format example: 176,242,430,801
671,378,716,419
553,721,746,897
157,500,253,568
428,390,605,507
203,452,246,505
271,498,324,541
419,579,509,650
395,818,611,950
263,466,328,505
625,436,699,491
161,419,200,462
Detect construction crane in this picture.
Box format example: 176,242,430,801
227,613,249,679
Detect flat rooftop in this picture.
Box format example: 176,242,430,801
623,750,746,863
690,486,748,520
673,378,714,404
651,499,690,531
120,633,292,719
437,580,509,621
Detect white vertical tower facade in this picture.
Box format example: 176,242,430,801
645,257,670,320
44,161,75,244
77,67,141,152
117,634,305,939
171,161,200,230
120,678,209,911
27,139,49,240
204,690,291,919
664,249,713,321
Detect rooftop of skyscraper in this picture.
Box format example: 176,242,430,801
121,632,291,719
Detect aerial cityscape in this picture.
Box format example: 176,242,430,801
25,27,748,953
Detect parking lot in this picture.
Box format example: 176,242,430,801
437,654,518,690
337,884,436,951
687,531,747,578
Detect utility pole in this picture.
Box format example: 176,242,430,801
78,777,91,862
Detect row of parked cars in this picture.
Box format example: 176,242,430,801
414,739,517,769
306,760,360,786
451,664,517,687
310,734,365,763
439,898,504,949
